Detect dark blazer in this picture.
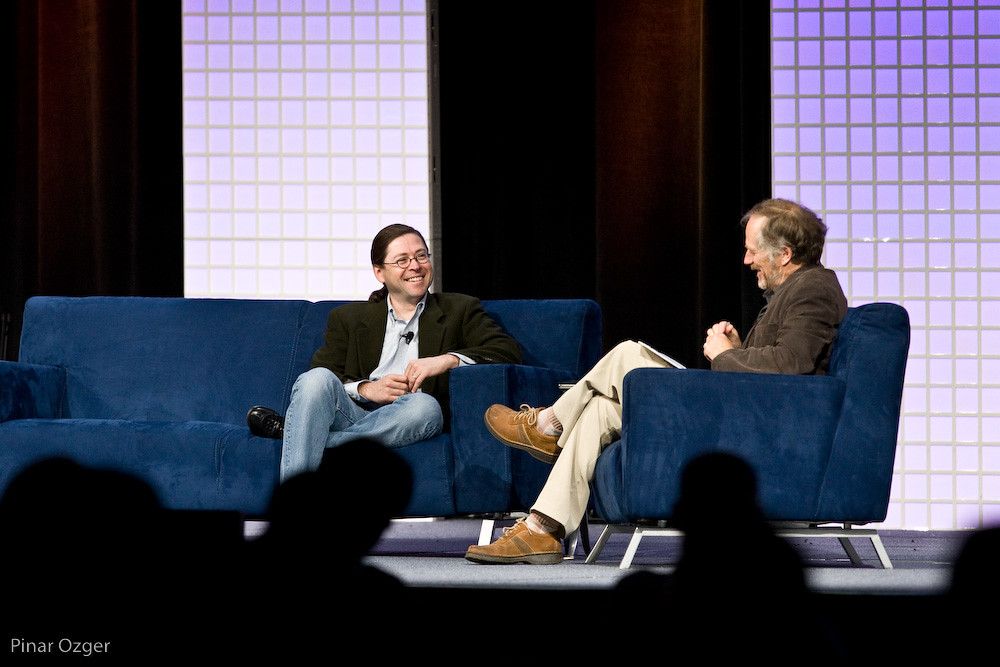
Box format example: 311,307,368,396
310,292,522,421
711,263,848,375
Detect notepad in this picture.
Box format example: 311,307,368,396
637,341,686,369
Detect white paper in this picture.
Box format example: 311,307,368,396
637,341,686,369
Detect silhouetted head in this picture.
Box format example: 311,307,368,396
672,451,762,533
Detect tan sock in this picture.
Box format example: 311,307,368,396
537,407,563,436
526,511,565,539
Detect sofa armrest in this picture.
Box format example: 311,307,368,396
0,361,65,422
615,367,846,521
449,363,573,514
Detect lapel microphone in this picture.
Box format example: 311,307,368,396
401,331,414,344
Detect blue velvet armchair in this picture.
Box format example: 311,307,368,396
587,302,910,568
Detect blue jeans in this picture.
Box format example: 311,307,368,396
280,367,444,481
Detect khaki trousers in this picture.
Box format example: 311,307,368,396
532,340,672,535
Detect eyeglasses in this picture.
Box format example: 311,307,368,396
385,252,431,269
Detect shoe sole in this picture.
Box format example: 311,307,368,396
465,551,564,565
482,414,559,465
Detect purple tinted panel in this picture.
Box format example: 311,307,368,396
903,242,925,268
927,10,951,36
902,127,925,152
929,355,953,382
773,70,797,95
900,10,923,37
330,16,351,40
874,97,898,123
955,184,977,208
826,242,848,267
379,15,402,41
978,98,1000,124
852,270,875,296
878,213,900,238
799,11,821,37
282,44,304,69
851,155,873,180
875,40,898,66
955,243,979,269
233,44,254,69
849,11,872,37
355,44,377,69
928,241,951,267
305,44,327,69
927,97,949,123
950,10,974,36
902,184,925,209
901,98,924,123
825,70,847,95
929,273,953,299
878,270,900,296
851,126,874,152
826,126,848,151
207,44,229,69
799,97,822,122
849,39,872,66
876,126,898,152
827,213,849,238
772,0,795,7
354,15,376,40
986,273,1000,298
954,68,977,94
875,155,899,182
852,184,875,210
928,156,950,180
956,272,978,297
826,184,848,209
773,41,795,66
878,241,901,265
825,40,847,65
207,72,231,97
901,69,924,94
825,11,847,37
305,16,327,41
799,40,821,66
928,213,952,238
330,44,352,69
927,40,950,66
983,126,1000,151
799,126,822,150
305,72,327,97
952,39,975,65
983,184,1000,209
929,446,951,471
800,184,823,208
330,72,351,96
824,98,846,123
827,155,848,180
952,155,976,181
380,44,402,69
847,69,871,95
983,40,1000,65
928,69,951,94
257,44,279,69
928,184,952,209
984,243,1000,268
901,156,923,180
976,68,1000,94
877,184,900,209
773,184,798,200
774,127,797,150
903,213,925,237
955,358,979,383
280,16,303,42
184,44,205,69
798,70,820,95
980,10,1000,36
903,273,926,298
875,11,898,36
256,16,278,41
985,213,1000,237
801,155,822,180
772,13,796,38
849,97,872,122
853,213,875,238
876,68,899,94
956,476,979,501
901,40,923,66
774,156,796,181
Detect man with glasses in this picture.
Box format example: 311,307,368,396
466,198,848,564
248,223,521,481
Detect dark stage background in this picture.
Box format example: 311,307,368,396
2,0,769,368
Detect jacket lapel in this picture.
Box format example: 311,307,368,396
357,301,388,374
418,293,445,358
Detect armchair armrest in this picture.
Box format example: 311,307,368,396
449,363,574,514
615,367,846,521
0,361,65,422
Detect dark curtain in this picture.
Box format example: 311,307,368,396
1,0,183,361
434,0,770,367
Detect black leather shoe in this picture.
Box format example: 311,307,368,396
247,406,284,439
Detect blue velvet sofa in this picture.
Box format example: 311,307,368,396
0,296,601,517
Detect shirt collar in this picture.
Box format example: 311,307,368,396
387,292,428,324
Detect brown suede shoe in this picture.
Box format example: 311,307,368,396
465,520,563,565
483,404,561,464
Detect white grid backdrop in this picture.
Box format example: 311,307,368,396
182,0,430,300
772,0,1000,529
